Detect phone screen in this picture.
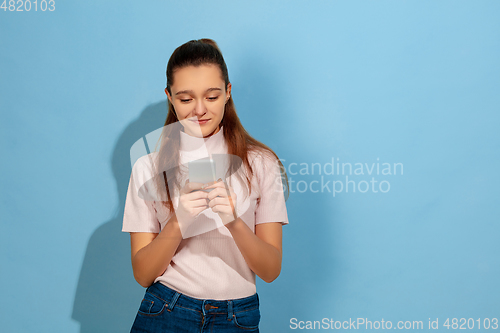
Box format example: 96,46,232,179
188,158,217,191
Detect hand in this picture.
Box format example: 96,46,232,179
204,178,238,226
175,179,209,230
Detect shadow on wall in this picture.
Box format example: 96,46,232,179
71,100,168,333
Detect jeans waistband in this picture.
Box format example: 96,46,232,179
145,282,259,319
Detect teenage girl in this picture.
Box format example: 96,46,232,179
123,38,289,332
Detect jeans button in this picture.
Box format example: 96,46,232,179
205,304,211,310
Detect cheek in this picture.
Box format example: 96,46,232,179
173,104,191,117
210,102,226,116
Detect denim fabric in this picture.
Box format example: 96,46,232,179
130,282,260,332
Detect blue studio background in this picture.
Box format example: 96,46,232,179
1,1,499,332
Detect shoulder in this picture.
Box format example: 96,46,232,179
247,147,280,168
129,152,165,201
246,147,282,185
130,152,159,185
132,152,158,173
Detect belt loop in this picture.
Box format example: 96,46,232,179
227,300,233,321
167,292,181,311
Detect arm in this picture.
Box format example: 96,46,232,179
205,175,285,283
130,180,210,287
225,219,283,283
130,214,183,288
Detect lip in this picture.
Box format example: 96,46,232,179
190,119,210,124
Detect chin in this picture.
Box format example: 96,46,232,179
202,126,220,137
181,124,215,138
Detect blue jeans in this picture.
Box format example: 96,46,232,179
130,282,260,332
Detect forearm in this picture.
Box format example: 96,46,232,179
131,215,183,287
226,218,282,283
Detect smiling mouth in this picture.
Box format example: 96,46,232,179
190,119,210,123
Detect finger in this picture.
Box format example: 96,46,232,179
202,182,219,190
189,198,210,208
210,203,233,215
206,181,234,198
182,181,205,194
207,186,230,200
208,197,235,212
208,188,236,200
208,196,224,208
185,190,209,201
210,202,229,214
201,180,218,189
191,206,208,216
203,178,225,189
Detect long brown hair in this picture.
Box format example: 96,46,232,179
154,38,288,214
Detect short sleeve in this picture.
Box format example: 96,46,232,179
122,155,161,233
253,151,289,225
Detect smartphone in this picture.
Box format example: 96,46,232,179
188,158,217,192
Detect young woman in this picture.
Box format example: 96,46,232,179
122,38,289,332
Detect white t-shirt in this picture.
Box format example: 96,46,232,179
122,126,289,299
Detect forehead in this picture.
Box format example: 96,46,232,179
171,64,225,93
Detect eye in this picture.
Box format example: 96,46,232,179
180,99,192,103
207,96,219,101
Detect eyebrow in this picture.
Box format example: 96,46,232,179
174,87,223,96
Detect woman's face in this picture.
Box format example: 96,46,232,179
166,64,231,138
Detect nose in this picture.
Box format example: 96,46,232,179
193,99,207,116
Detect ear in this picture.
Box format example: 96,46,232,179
165,88,172,103
226,83,232,102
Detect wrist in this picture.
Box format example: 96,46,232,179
159,214,182,240
224,217,243,232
